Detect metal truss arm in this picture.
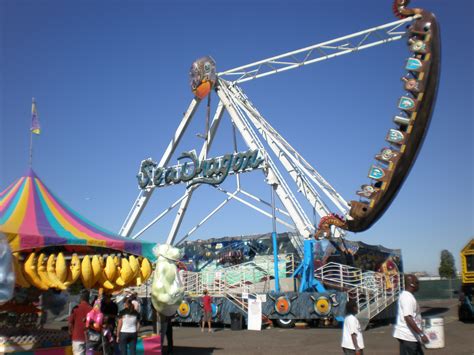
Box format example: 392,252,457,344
218,16,418,83
119,98,200,237
230,85,349,214
217,80,314,238
228,86,346,238
166,101,226,245
131,194,187,239
174,190,238,246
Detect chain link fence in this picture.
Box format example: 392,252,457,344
417,278,461,300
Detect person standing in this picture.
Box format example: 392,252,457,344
117,298,140,355
101,293,118,324
130,292,142,318
393,274,429,355
68,290,92,355
101,315,115,355
201,289,212,332
85,295,105,355
100,293,118,353
159,313,174,355
341,299,364,355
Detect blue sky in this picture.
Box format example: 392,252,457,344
1,0,472,275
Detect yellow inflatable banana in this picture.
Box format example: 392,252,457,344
81,255,94,289
94,256,113,290
115,258,129,287
91,255,102,286
128,255,140,278
24,253,48,290
64,253,81,287
136,257,152,286
140,258,152,282
120,257,134,285
104,256,117,282
46,254,67,290
12,253,31,288
115,271,126,287
55,252,68,283
37,253,56,288
98,270,115,290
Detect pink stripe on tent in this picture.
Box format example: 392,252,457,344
19,179,43,248
0,178,24,209
0,180,18,198
35,178,125,249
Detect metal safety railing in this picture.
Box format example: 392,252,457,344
132,257,401,325
183,254,295,296
182,254,295,312
314,262,403,329
353,272,404,327
314,262,364,289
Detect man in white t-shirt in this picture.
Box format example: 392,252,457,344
393,274,429,354
341,299,364,354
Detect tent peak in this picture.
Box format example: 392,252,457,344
25,168,37,178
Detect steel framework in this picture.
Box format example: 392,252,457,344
120,16,418,252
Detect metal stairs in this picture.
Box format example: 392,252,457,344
132,257,401,328
314,262,403,329
182,254,295,312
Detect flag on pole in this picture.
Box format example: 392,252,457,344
31,99,41,135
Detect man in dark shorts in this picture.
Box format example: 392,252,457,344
201,289,212,333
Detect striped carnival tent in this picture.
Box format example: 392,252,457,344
0,169,155,260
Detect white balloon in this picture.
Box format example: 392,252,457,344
151,244,184,316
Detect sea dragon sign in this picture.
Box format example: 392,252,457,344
137,149,264,189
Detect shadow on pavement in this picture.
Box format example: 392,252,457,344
164,345,222,354
366,318,395,330
421,307,449,317
211,327,225,332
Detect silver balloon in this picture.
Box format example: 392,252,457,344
0,232,14,304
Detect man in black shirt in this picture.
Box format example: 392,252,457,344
101,294,118,326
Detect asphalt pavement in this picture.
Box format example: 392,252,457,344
156,299,473,355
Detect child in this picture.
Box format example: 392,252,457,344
85,301,104,355
341,299,365,355
85,290,104,355
102,315,114,355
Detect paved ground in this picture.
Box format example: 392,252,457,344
156,299,473,355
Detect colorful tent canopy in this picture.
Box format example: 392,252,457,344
0,169,155,260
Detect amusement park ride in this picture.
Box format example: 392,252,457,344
119,0,441,328
0,3,441,348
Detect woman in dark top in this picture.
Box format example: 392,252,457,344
117,298,140,355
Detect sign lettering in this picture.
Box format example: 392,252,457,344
137,149,264,189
